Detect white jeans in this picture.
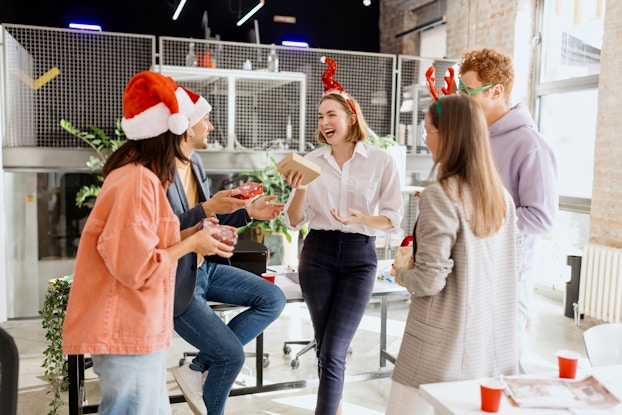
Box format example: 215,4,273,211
385,380,435,415
92,350,171,415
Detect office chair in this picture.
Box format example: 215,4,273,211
283,339,353,369
283,339,316,369
0,326,19,415
583,323,622,367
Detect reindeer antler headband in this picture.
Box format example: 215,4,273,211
320,56,357,114
425,66,455,114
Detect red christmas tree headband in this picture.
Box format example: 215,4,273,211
320,56,357,114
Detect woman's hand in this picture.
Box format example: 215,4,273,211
391,263,405,287
330,208,364,226
192,226,235,258
282,170,308,191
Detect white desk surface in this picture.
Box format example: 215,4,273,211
419,365,622,415
271,259,407,302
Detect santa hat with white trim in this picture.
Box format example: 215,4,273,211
121,71,211,140
179,86,212,127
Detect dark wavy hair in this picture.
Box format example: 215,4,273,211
102,132,188,186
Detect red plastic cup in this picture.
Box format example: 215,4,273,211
557,350,580,379
261,273,275,283
480,378,505,413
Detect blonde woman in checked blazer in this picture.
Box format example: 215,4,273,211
386,95,523,415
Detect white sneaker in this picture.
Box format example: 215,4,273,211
173,364,207,415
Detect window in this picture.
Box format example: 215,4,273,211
533,0,604,291
539,0,604,83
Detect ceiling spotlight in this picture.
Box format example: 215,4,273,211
172,0,188,20
237,0,265,26
363,0,371,6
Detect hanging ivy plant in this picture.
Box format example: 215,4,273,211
39,277,72,415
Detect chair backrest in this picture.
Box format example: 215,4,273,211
0,326,19,415
583,323,622,367
230,240,268,277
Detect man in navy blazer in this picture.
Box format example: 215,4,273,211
166,90,286,415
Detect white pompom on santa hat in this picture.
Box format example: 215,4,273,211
121,71,212,140
178,86,212,128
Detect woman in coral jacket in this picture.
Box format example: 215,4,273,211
62,71,233,415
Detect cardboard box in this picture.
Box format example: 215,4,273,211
276,152,322,185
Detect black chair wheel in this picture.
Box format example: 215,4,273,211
178,358,186,366
291,358,300,369
263,357,270,368
283,345,291,355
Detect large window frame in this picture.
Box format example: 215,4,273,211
531,0,604,292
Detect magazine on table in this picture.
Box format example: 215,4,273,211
502,375,620,409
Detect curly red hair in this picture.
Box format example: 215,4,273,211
459,48,514,100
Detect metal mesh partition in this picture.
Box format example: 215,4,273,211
158,38,396,152
2,25,155,148
395,56,456,154
2,29,35,147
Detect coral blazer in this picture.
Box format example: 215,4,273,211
62,163,180,355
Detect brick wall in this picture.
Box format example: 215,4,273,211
380,0,534,105
379,0,423,56
589,0,622,247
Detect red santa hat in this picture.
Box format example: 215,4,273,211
179,86,212,128
121,71,211,140
320,56,356,114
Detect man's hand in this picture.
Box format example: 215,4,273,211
247,195,285,220
202,189,253,216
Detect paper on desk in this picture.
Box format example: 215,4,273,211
503,375,621,409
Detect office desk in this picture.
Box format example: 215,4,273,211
419,365,622,415
67,262,408,414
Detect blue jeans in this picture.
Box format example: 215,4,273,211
173,261,286,415
91,351,171,415
298,230,377,415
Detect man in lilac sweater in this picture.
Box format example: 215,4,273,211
459,48,558,373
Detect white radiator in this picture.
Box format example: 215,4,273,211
578,244,622,324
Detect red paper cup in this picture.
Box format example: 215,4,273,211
557,350,580,379
261,273,276,284
480,378,505,413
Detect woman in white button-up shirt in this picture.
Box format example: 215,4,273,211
283,91,404,415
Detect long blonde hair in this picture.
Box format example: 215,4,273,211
428,94,506,237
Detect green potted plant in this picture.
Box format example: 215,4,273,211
232,155,293,241
59,119,126,207
39,276,72,415
230,154,309,265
